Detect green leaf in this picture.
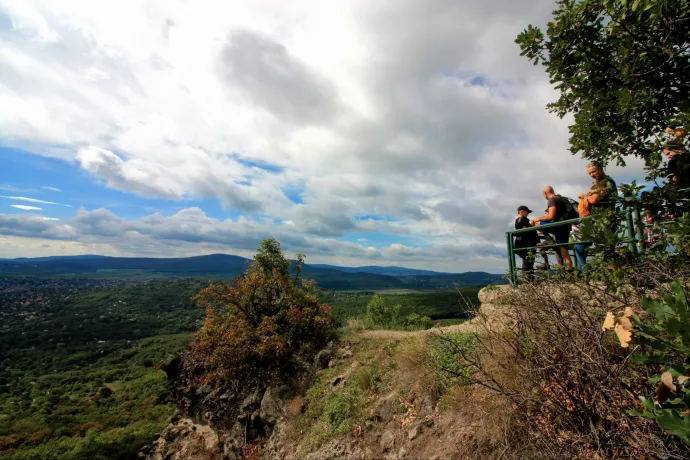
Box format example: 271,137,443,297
656,410,690,443
641,297,675,320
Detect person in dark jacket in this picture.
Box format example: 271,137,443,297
514,205,539,281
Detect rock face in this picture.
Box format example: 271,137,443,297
304,438,365,460
373,393,397,422
142,343,338,460
146,418,221,460
380,430,396,452
260,385,295,425
313,349,333,370
142,343,298,459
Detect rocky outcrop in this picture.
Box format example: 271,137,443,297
143,288,517,460
143,343,338,460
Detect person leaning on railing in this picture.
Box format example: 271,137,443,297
664,127,689,188
573,163,618,271
663,127,689,218
514,205,539,281
643,209,665,251
530,186,574,272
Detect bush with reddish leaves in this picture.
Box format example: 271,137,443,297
192,238,334,381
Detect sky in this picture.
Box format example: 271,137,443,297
0,0,647,273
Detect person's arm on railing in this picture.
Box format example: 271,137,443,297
530,206,556,226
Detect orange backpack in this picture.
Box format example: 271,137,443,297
578,197,591,217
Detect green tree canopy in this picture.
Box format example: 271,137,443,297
516,0,690,169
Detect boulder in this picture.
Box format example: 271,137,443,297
240,388,261,413
313,349,332,370
380,430,395,452
373,393,397,422
339,348,354,359
407,424,420,441
162,357,182,380
259,385,295,425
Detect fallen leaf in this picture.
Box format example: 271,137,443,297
624,307,634,318
656,381,673,405
614,324,632,348
661,371,677,392
618,316,633,332
602,312,615,331
678,376,689,385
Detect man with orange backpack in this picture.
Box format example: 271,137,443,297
574,163,618,271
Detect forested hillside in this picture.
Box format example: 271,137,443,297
0,276,479,458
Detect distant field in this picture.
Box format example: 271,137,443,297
95,268,158,275
320,287,481,323
353,289,429,294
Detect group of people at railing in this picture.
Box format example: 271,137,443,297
512,127,689,281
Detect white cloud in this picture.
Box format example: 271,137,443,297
0,0,649,271
1,195,72,207
42,186,61,192
11,204,42,211
42,217,60,220
0,208,506,271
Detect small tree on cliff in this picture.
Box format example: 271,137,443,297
193,238,334,381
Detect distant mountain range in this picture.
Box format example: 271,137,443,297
308,263,451,277
0,254,504,290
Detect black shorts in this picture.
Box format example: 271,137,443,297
548,224,572,245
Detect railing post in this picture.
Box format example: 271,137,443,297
506,231,517,285
625,207,637,254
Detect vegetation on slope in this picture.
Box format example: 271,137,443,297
192,238,335,381
0,279,205,458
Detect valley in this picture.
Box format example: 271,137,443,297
0,256,494,458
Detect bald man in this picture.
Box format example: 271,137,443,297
530,186,574,271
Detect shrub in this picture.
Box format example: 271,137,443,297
364,294,400,328
193,238,335,381
402,313,434,330
364,294,433,330
432,277,689,459
601,279,690,444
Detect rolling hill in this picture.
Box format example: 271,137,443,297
0,254,504,290
308,263,451,276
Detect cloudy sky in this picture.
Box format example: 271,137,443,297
0,0,645,272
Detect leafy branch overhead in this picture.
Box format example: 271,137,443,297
516,0,690,167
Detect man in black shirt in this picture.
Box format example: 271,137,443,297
514,205,539,281
530,186,574,271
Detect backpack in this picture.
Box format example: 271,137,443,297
578,197,591,217
557,195,579,221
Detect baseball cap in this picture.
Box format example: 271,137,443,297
517,205,533,213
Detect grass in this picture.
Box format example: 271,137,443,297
395,332,476,407
432,317,470,327
295,337,399,454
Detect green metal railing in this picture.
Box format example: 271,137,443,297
506,187,690,285
506,207,641,285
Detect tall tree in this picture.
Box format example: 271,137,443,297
516,0,690,170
